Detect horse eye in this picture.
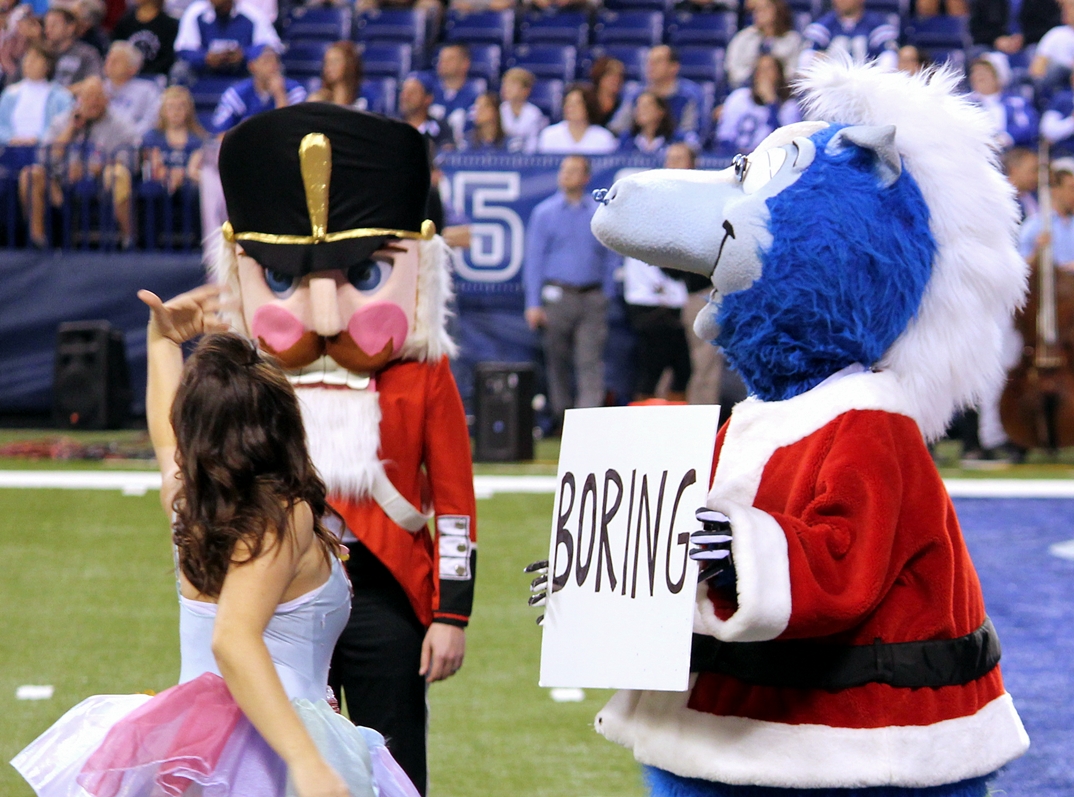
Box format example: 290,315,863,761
732,154,749,183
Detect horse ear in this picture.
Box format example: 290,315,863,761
825,125,901,188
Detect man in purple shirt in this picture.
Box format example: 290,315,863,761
524,155,620,430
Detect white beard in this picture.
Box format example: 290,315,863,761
296,387,384,501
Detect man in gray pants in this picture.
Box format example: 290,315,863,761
523,155,620,430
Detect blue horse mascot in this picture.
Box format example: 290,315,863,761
588,59,1031,797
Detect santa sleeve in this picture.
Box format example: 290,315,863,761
696,411,910,643
423,356,478,627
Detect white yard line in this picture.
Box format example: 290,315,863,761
0,471,1073,498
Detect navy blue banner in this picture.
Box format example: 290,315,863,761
439,153,731,313
0,252,204,415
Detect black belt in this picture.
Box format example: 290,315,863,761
690,617,1001,690
546,280,601,293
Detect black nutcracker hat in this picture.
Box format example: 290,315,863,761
219,103,435,276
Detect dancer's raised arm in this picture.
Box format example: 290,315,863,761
137,285,227,514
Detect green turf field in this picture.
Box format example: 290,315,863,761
0,480,646,797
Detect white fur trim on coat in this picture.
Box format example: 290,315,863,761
296,386,383,499
694,368,911,642
596,688,1029,788
797,59,1028,441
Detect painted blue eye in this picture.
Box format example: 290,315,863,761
263,268,298,299
348,259,393,294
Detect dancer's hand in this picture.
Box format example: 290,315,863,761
138,285,229,345
290,757,351,797
420,623,465,682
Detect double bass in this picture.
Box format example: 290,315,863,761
999,141,1074,452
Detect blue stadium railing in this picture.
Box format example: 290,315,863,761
0,143,201,253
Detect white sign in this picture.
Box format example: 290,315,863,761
539,405,721,692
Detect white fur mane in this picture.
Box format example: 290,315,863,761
206,231,458,362
798,59,1028,440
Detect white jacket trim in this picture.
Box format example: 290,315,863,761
596,688,1029,788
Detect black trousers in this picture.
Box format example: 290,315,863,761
329,542,428,795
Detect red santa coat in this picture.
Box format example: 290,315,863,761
596,368,1028,788
330,356,477,628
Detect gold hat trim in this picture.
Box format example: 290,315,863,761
222,218,437,246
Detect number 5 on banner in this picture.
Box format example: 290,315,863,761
450,171,524,283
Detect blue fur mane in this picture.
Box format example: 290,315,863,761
715,125,936,401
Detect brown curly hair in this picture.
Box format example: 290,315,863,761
170,333,334,598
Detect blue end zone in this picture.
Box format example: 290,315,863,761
645,769,990,797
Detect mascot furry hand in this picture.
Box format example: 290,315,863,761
589,60,1030,797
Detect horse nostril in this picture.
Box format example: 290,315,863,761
593,188,611,205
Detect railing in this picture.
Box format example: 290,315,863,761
0,143,202,253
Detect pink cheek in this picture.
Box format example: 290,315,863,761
347,303,409,356
250,304,307,353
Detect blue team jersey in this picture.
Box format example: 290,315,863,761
804,11,898,61
210,78,307,133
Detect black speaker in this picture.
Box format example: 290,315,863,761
53,321,132,430
473,362,535,462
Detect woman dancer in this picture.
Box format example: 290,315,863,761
11,284,419,797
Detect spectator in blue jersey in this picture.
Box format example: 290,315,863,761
799,0,898,71
618,91,680,156
398,73,456,153
967,54,1039,151
1030,0,1074,92
462,90,507,151
612,46,705,146
428,42,481,145
209,44,304,133
1041,67,1074,154
172,0,278,79
142,85,203,193
711,54,800,156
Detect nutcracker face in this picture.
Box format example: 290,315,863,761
236,240,421,376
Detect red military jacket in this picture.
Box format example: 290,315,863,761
595,368,1028,789
330,356,477,628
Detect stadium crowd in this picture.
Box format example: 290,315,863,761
0,0,1070,455
3,0,1074,246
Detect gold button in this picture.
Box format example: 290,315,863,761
456,565,466,576
457,543,467,553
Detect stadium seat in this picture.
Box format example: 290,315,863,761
517,11,590,49
579,44,649,81
354,8,432,52
359,42,413,80
903,15,970,50
282,40,330,79
507,44,578,82
592,10,665,46
675,45,724,84
863,0,910,16
282,6,352,42
459,43,503,87
360,76,398,115
665,11,737,48
604,0,670,11
921,47,967,74
189,76,236,113
784,0,821,16
528,78,565,121
443,10,516,51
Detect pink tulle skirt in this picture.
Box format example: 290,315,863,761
11,673,420,797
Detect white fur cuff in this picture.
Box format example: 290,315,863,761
694,503,791,642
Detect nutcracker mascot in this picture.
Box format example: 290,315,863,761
583,59,1031,796
211,103,476,795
